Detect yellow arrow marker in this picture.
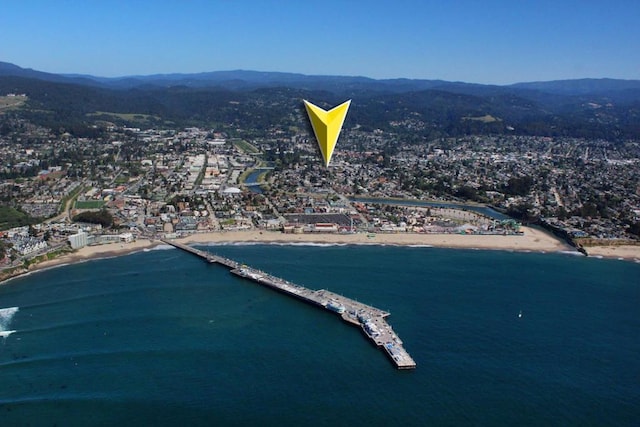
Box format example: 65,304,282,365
303,99,351,167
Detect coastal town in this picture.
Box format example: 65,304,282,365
1,106,639,275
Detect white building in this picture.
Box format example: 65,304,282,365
17,240,48,256
96,233,135,244
68,231,88,249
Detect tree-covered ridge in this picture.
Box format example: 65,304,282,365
1,74,639,140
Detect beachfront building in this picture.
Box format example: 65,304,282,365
68,231,88,249
16,239,48,256
96,233,135,244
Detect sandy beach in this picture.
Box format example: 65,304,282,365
583,245,640,261
23,226,570,274
32,239,162,272
178,226,571,252
6,226,637,284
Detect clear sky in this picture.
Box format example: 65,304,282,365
1,0,638,84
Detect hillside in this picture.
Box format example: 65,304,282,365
1,62,639,139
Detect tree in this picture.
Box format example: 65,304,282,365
506,203,535,222
72,209,113,227
626,221,640,237
504,176,534,196
455,185,478,201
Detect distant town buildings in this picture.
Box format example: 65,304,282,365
0,113,638,266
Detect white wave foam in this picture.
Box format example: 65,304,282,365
284,242,349,247
192,240,437,250
558,250,584,257
146,244,174,251
204,241,263,247
198,241,352,248
0,307,19,336
186,241,580,257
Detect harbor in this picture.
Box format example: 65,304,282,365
161,239,416,369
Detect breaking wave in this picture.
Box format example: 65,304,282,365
0,306,19,338
146,244,174,251
198,241,352,248
558,250,585,257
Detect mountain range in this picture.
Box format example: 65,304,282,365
1,61,639,140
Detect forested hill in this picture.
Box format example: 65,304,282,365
0,61,639,140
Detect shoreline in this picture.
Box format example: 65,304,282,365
582,245,640,261
2,227,638,284
0,239,163,285
176,226,570,251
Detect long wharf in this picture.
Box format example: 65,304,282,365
161,239,416,370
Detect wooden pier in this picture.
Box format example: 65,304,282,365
161,239,416,369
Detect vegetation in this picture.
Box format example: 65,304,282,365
72,209,113,227
31,247,72,263
504,176,534,196
1,74,639,140
506,202,536,223
0,205,38,230
88,111,161,123
462,114,500,123
454,185,487,203
59,185,86,214
627,221,640,237
232,139,260,154
0,239,9,259
74,200,106,209
0,95,27,112
193,154,207,187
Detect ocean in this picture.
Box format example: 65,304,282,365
0,245,638,426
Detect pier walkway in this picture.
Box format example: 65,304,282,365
161,239,416,369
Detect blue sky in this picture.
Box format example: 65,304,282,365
1,1,638,84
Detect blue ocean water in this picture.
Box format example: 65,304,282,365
0,245,638,426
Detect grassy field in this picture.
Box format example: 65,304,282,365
88,111,161,123
462,114,501,123
74,200,106,209
0,206,35,230
0,95,27,112
114,176,130,185
232,139,260,154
